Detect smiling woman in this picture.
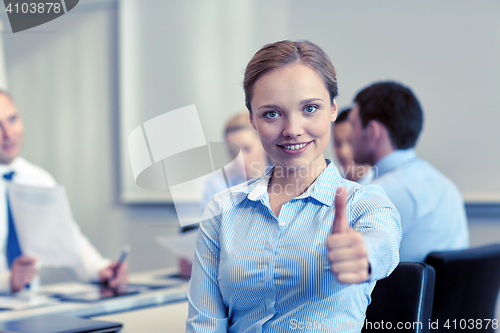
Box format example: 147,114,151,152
186,40,402,333
249,63,337,216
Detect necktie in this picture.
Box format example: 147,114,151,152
3,171,22,268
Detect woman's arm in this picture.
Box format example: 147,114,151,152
186,199,229,333
350,183,402,280
326,184,401,283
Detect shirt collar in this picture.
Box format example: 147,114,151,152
0,157,20,177
246,168,272,201
246,159,342,207
374,149,417,178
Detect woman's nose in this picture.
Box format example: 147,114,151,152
282,115,304,138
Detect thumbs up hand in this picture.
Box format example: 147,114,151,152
326,187,370,284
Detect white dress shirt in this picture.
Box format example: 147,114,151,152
0,157,110,292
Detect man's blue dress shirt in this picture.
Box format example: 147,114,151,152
187,160,401,332
371,149,469,262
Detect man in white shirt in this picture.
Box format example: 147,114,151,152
0,91,127,292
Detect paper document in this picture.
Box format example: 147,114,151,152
39,282,102,296
0,293,59,310
7,183,81,268
156,229,198,261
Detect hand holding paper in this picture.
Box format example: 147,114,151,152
7,183,80,268
326,187,370,284
10,255,37,293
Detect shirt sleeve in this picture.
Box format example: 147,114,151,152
70,222,111,281
186,198,228,333
0,270,10,293
349,183,402,281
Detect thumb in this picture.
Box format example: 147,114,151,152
332,186,348,234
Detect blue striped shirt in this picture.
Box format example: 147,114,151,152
187,160,401,333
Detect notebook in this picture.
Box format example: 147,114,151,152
0,315,122,333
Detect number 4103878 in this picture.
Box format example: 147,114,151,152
5,2,62,14
443,319,498,330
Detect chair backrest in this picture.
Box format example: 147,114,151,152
425,243,500,333
363,262,435,333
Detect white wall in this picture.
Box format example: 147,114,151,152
119,0,500,203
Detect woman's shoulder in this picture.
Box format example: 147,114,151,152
343,179,399,224
204,177,262,218
341,178,392,204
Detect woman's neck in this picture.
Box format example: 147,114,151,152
268,157,327,199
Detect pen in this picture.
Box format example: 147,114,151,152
117,244,131,265
112,244,130,280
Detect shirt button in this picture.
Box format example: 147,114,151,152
279,221,285,227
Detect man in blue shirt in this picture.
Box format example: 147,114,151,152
348,81,469,262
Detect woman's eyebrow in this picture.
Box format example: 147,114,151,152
257,98,324,110
300,98,323,104
257,104,281,110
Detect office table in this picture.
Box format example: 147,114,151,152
92,300,189,333
0,268,188,324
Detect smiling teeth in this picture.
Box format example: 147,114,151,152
283,143,307,150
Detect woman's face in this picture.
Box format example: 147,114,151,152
226,128,267,180
249,63,337,173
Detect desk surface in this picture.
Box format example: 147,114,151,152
93,300,189,333
0,268,188,323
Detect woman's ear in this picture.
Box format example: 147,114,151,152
249,112,257,131
330,99,338,122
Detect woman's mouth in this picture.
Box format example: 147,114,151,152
278,141,312,155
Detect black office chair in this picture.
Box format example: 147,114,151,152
363,262,435,333
425,243,500,333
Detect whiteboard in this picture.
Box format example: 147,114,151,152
119,0,500,203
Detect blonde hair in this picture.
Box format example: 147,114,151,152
224,111,253,137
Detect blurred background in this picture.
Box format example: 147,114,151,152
0,0,499,278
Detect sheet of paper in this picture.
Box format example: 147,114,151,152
7,183,81,268
0,294,59,310
156,229,198,261
39,282,101,296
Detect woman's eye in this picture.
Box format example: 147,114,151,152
265,111,279,118
304,105,317,113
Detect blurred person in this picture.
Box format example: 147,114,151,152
0,91,127,293
201,112,270,209
178,112,270,278
332,107,373,184
349,81,469,262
